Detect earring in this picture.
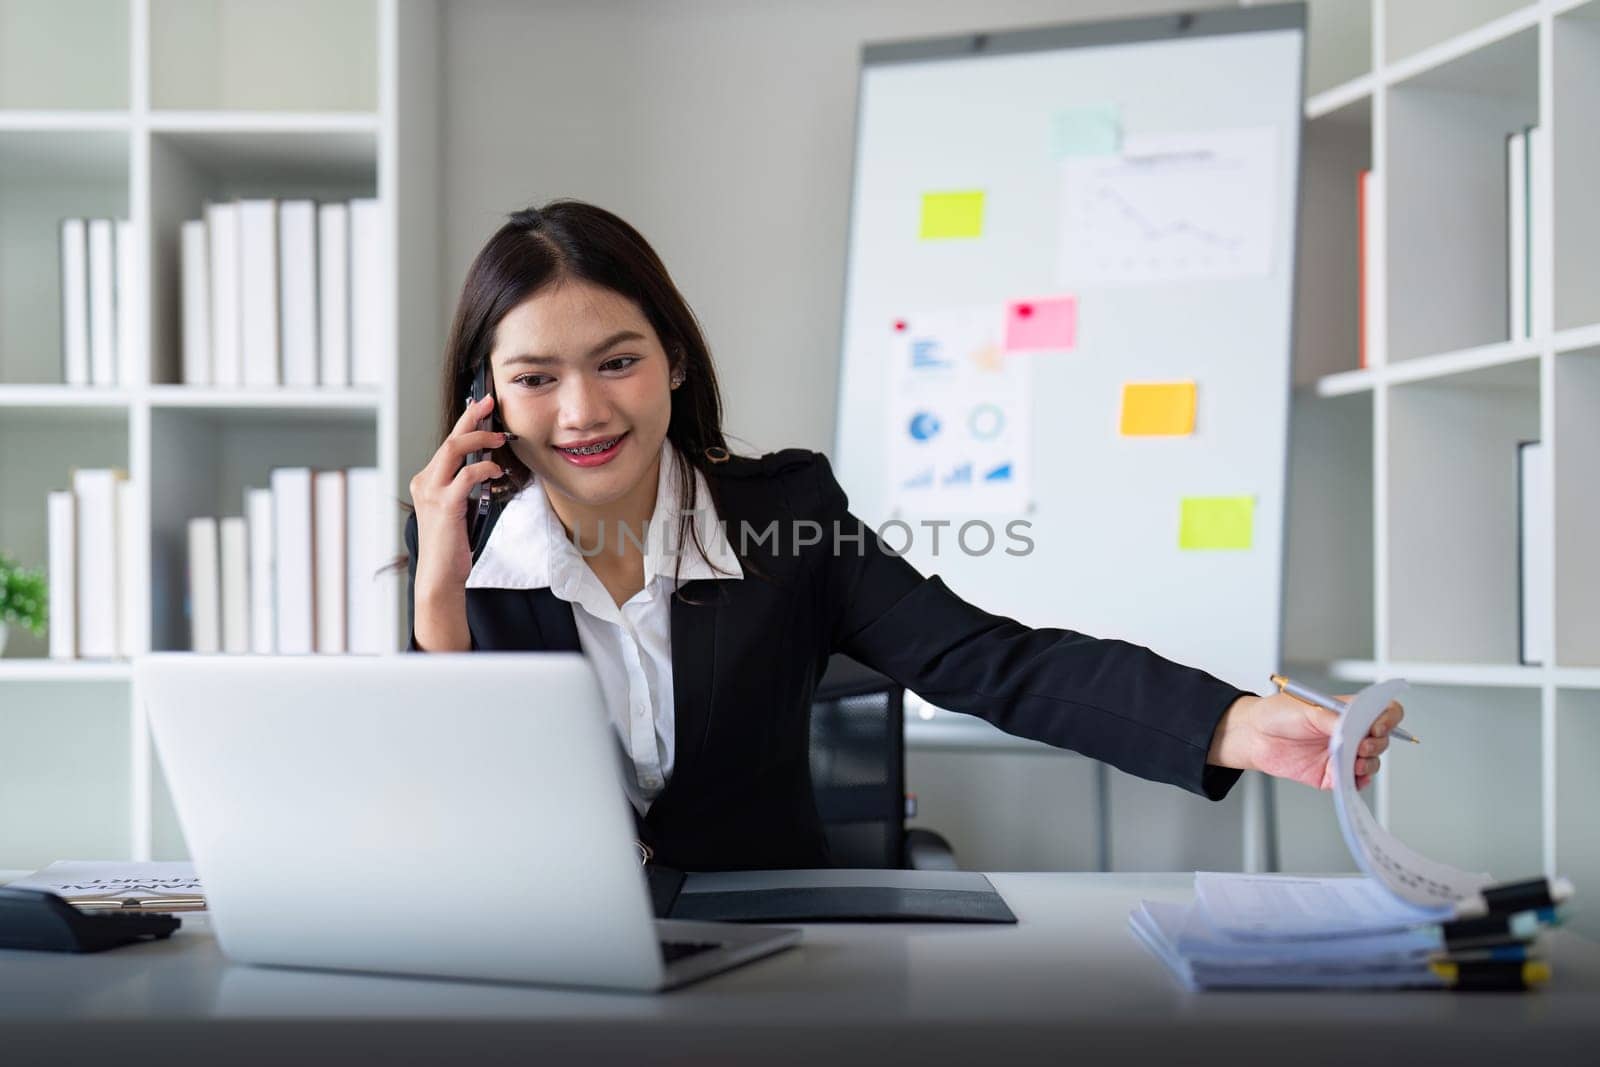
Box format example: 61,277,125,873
670,368,686,389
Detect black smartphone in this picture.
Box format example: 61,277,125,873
464,361,502,558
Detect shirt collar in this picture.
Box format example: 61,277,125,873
465,440,743,592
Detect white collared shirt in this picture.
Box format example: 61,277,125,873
466,442,743,814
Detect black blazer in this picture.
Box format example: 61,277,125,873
405,450,1247,871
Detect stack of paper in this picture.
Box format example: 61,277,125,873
1130,680,1571,992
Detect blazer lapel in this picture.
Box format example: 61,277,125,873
527,588,581,652
652,582,723,810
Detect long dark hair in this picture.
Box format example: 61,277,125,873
424,199,739,586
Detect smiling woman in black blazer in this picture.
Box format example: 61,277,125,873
404,200,1404,872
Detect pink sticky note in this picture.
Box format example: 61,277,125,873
1003,296,1077,352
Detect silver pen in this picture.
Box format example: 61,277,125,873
1269,674,1421,744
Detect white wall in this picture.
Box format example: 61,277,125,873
433,0,1268,873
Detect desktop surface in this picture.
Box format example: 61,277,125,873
1,872,1595,1066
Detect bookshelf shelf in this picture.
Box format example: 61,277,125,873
1288,1,1600,916
0,112,132,132
1305,75,1374,120
0,386,134,411
145,386,382,413
146,112,380,135
0,661,132,682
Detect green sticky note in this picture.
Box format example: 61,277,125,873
1051,105,1121,158
919,191,985,239
1179,496,1254,550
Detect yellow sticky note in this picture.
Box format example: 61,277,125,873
919,191,985,239
1180,496,1254,550
1121,381,1197,436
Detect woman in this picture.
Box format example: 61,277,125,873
405,200,1402,872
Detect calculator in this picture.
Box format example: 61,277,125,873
0,887,182,953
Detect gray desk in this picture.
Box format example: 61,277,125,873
2,873,1595,1066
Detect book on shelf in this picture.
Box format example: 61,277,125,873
186,517,221,654
318,202,351,388
73,468,122,659
1507,129,1528,341
345,467,391,655
272,467,315,655
115,478,140,658
313,470,347,654
46,491,76,660
279,199,320,389
220,516,250,655
207,202,242,387
1517,440,1549,666
238,199,281,388
60,218,89,387
180,219,212,387
349,198,383,387
1527,125,1545,339
246,487,275,654
116,220,137,387
1358,169,1378,370
87,218,117,388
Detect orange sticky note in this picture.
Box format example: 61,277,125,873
1121,381,1197,436
1003,296,1077,352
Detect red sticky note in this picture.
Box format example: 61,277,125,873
1003,296,1077,352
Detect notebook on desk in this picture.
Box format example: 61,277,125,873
648,867,1017,924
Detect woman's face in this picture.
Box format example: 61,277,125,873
489,278,675,515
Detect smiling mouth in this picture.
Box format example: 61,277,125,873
555,435,624,457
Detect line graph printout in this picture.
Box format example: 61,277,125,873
1056,126,1278,285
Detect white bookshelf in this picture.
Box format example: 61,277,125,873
1286,0,1600,930
0,0,439,868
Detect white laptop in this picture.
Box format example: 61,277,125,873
135,652,800,991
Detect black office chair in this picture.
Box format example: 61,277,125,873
809,654,958,870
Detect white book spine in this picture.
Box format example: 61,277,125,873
73,468,120,658
1507,131,1527,341
116,220,138,387
344,467,385,654
238,199,281,387
180,219,212,387
1519,442,1550,666
314,470,347,654
47,491,77,659
271,468,315,654
60,218,90,386
317,203,350,388
1360,170,1380,367
246,487,276,654
87,219,117,387
186,517,221,654
278,200,320,388
220,516,250,654
1527,125,1545,339
207,202,242,387
348,198,384,386
115,479,141,657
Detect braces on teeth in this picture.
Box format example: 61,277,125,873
563,439,618,456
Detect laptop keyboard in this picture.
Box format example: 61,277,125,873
661,939,721,965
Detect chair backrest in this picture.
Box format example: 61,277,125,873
808,654,906,868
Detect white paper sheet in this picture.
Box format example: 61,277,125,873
884,304,1034,515
1057,127,1278,284
1331,680,1493,913
1193,872,1440,940
6,861,201,902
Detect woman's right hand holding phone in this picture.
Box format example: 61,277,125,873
408,393,507,595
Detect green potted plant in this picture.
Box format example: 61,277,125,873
0,553,48,656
